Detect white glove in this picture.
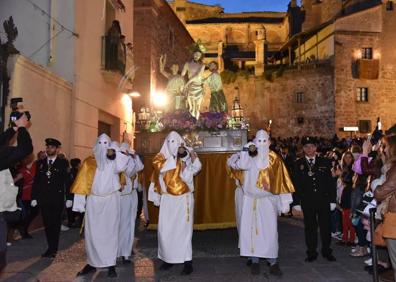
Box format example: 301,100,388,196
72,194,86,213
31,200,37,207
330,203,337,211
292,205,302,212
281,202,290,214
65,200,73,208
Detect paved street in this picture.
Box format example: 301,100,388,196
0,216,372,282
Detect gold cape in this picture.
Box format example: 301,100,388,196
151,153,189,196
71,156,97,195
70,156,127,195
227,151,295,195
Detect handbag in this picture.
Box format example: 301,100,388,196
383,212,396,239
0,169,18,212
373,223,387,247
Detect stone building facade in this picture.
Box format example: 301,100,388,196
133,0,194,113
168,0,396,138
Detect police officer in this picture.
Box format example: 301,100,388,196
31,138,69,258
293,137,336,262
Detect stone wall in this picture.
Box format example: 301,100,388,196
186,21,288,52
333,3,396,137
201,64,335,138
168,0,223,22
133,0,194,112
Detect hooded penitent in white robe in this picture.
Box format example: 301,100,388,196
228,130,294,259
148,131,202,264
117,143,144,259
72,135,129,268
227,153,244,236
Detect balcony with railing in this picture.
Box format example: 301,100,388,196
101,36,126,75
354,59,379,80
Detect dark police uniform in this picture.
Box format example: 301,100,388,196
32,138,68,257
293,137,336,261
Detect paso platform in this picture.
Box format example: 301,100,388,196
135,129,247,230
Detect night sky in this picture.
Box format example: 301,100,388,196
189,0,301,12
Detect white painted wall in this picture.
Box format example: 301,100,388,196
0,0,75,82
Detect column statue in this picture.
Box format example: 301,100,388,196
181,48,206,120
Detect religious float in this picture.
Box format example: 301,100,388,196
134,42,251,230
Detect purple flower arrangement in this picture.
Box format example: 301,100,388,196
160,110,229,131
160,110,197,131
197,112,229,130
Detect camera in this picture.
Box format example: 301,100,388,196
370,117,383,145
177,144,188,159
9,98,31,127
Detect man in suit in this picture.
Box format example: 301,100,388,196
31,138,70,258
293,137,337,262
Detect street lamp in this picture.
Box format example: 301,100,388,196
137,108,150,130
231,96,244,126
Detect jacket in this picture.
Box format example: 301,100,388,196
375,163,396,213
0,127,33,171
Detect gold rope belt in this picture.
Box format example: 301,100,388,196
90,189,119,198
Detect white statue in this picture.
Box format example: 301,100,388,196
181,50,206,120
159,54,186,111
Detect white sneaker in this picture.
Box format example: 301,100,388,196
61,225,70,231
364,258,372,266
6,242,11,246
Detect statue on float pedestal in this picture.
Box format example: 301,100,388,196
159,54,186,111
181,42,206,120
206,61,228,113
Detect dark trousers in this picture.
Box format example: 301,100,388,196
21,200,38,235
302,204,332,257
355,220,368,247
40,202,63,253
0,214,7,271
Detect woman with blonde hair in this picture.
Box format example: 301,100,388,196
374,134,396,281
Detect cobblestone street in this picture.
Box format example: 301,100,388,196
0,215,372,282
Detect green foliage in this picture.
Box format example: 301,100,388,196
220,70,238,84
220,69,251,85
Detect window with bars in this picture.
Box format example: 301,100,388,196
361,48,373,59
386,1,394,11
296,92,304,103
356,87,369,102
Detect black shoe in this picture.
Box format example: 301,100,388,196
159,262,173,271
246,259,252,266
122,257,131,264
41,250,56,258
269,263,282,277
181,261,193,275
305,255,317,262
251,263,260,275
21,233,33,239
77,264,96,276
41,250,50,257
107,266,117,278
324,254,336,262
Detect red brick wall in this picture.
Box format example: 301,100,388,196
133,0,194,112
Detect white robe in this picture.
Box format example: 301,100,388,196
149,157,202,264
227,153,244,236
118,156,144,258
230,152,292,259
84,152,129,268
